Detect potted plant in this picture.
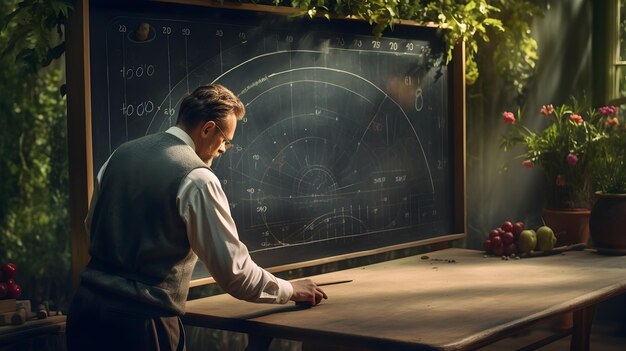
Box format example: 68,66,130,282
588,106,626,254
499,97,603,246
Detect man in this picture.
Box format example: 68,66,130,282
66,84,327,351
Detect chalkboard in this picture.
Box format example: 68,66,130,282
88,1,464,280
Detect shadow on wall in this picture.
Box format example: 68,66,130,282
465,0,592,249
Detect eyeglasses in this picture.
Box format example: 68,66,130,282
214,123,233,150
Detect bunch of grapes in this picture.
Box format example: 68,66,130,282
482,220,525,257
0,263,22,300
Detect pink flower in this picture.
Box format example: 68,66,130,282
522,160,533,169
502,111,516,125
556,175,566,187
569,114,583,124
599,106,618,117
567,153,578,166
540,104,554,116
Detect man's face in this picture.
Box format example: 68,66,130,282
197,112,237,166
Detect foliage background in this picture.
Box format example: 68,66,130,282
0,0,73,309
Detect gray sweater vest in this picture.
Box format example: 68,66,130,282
81,132,208,315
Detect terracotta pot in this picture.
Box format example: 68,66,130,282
542,208,590,247
589,193,626,255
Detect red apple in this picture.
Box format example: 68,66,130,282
512,221,525,238
1,263,17,280
491,235,503,248
501,231,515,245
483,239,493,254
5,278,15,287
0,282,7,299
493,245,505,257
7,283,21,299
501,221,514,233
504,243,517,256
489,229,500,240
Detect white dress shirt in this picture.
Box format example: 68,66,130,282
86,126,293,304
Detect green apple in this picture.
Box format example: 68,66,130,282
536,226,557,251
517,229,537,254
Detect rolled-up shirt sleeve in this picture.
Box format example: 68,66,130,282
178,168,293,304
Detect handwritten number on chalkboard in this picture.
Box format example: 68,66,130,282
373,176,386,184
121,101,155,118
122,64,155,79
352,39,362,47
371,40,380,49
162,26,172,34
181,28,190,36
415,88,424,112
406,42,414,51
388,42,398,51
118,24,127,33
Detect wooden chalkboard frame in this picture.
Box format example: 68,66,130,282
65,0,466,288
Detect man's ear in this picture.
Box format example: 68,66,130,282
201,120,216,136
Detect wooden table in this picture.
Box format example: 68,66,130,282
0,315,66,350
183,248,626,350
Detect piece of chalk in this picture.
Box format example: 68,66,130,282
315,280,353,286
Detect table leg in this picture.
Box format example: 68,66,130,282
245,333,273,351
570,305,596,351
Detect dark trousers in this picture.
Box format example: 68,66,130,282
66,285,186,351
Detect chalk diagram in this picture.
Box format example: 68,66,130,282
96,16,452,264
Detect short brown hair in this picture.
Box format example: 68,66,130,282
176,84,245,129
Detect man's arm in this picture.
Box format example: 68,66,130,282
179,168,326,305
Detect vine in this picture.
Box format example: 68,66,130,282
248,0,543,93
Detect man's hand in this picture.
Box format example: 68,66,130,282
290,279,327,306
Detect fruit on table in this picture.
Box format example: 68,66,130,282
491,236,503,248
504,243,516,256
512,221,525,239
536,226,557,251
0,263,16,280
501,232,515,245
489,229,500,240
492,245,505,257
0,262,20,300
500,221,514,233
518,229,537,254
7,282,21,299
483,220,527,257
483,239,493,254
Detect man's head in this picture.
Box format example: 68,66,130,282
176,84,245,165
